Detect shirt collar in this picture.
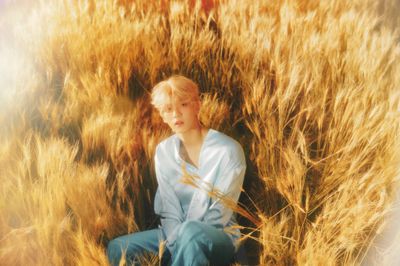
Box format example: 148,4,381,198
172,128,214,168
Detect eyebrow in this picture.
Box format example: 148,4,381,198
165,100,189,106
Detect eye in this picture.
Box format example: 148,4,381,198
181,102,188,107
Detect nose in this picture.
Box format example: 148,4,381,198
172,105,182,117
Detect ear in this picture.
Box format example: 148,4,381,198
160,115,167,124
157,109,167,123
194,99,201,112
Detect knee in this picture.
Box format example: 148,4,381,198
177,220,204,245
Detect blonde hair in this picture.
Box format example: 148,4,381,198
150,75,200,111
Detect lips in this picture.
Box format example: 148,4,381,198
174,121,184,126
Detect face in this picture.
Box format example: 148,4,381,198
159,96,201,134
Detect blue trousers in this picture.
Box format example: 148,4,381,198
107,220,236,266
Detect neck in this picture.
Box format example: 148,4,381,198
177,125,208,148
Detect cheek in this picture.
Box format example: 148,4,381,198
160,114,169,124
184,109,197,119
188,111,199,121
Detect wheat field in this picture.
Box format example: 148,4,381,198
0,0,399,265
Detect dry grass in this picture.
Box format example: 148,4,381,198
0,0,399,265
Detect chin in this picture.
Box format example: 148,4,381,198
173,128,186,133
173,126,189,134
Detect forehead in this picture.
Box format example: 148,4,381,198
162,96,189,105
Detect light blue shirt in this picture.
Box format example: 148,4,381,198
153,128,247,254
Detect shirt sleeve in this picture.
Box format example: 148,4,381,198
202,146,246,228
153,145,184,253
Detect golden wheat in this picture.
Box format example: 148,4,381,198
0,0,399,265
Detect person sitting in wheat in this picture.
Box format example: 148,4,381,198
107,74,246,266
